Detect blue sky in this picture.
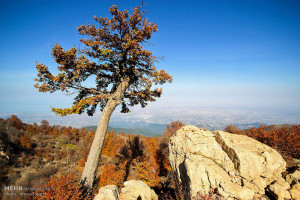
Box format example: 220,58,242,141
1,0,300,116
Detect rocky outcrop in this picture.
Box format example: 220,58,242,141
94,180,158,200
119,180,158,200
168,125,295,200
94,185,119,200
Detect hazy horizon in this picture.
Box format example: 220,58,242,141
1,0,299,125
1,104,299,131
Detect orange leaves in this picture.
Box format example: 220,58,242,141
228,125,300,159
26,124,36,134
156,121,185,176
249,125,300,158
51,43,77,66
9,115,24,130
98,134,162,188
158,69,173,83
35,4,172,116
151,68,173,85
102,130,125,157
163,121,185,139
138,137,160,187
77,158,87,173
34,172,89,200
99,163,125,188
84,129,95,145
20,133,32,149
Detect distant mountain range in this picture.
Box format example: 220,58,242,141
85,122,168,137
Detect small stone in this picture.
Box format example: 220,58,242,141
119,180,158,200
94,185,119,200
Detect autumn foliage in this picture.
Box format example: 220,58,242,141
98,163,126,188
224,124,300,159
98,134,161,189
34,4,173,191
34,4,172,117
102,130,125,157
9,115,24,130
20,133,32,149
2,114,299,200
157,121,185,176
34,172,90,200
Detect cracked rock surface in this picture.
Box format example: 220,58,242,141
168,125,290,199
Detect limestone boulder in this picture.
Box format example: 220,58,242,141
119,180,158,200
94,185,119,200
169,125,287,199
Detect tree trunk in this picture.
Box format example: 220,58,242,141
80,79,130,194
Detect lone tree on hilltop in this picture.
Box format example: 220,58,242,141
34,5,172,193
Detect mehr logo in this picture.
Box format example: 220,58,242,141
4,186,23,191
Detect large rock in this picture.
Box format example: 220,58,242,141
119,180,158,200
94,185,119,200
169,125,287,199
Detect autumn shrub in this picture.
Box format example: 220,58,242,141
77,158,86,169
157,121,185,176
20,133,32,149
224,124,300,160
224,125,241,134
34,172,89,200
137,137,160,187
8,115,24,130
40,120,50,130
102,130,125,157
246,125,300,159
6,126,22,145
26,124,36,134
98,135,160,188
98,163,126,188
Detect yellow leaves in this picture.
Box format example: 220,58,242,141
109,4,118,14
100,47,113,55
151,67,173,85
51,95,107,116
159,69,173,83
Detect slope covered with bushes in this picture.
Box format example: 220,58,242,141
0,115,299,199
